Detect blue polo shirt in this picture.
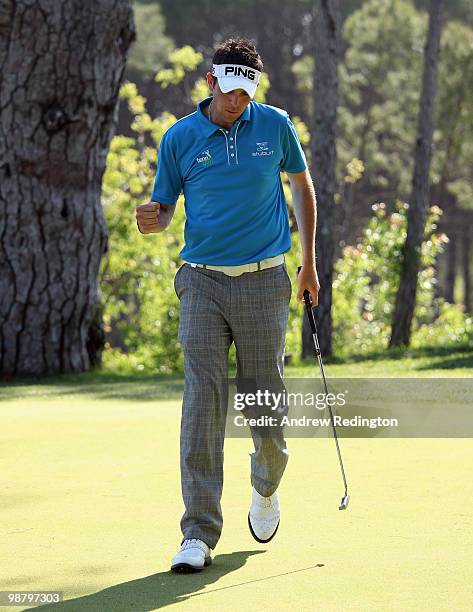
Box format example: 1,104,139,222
151,97,307,265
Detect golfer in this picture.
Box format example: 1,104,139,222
136,37,319,573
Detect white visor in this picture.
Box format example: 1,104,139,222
212,64,261,98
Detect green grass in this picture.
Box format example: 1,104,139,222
0,348,472,610
1,396,472,611
288,343,473,377
1,344,471,402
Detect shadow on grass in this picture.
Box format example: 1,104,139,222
415,353,473,371
303,343,473,366
0,372,184,402
28,550,324,611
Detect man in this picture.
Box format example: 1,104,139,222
136,37,319,573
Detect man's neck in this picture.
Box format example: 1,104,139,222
206,100,235,130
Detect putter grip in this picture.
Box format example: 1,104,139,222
303,289,312,306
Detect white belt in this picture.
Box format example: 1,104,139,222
185,254,285,277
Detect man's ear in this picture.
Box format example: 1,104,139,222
206,72,215,91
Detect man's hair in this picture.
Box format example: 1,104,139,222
212,37,263,72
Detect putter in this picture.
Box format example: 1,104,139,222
298,267,350,510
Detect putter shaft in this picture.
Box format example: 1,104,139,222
299,271,350,510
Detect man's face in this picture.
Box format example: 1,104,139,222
206,72,251,120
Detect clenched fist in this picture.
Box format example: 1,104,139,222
135,202,167,234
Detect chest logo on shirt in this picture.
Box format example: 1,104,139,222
252,141,274,157
196,149,213,166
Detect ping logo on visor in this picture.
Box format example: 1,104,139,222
224,65,257,80
212,64,262,98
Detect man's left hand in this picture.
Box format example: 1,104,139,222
296,264,320,306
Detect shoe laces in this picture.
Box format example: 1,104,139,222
255,491,274,508
182,538,205,551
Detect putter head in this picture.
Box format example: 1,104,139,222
339,494,350,510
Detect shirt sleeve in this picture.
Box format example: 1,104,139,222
281,115,308,174
150,131,182,206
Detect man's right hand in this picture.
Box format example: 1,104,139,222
135,202,166,234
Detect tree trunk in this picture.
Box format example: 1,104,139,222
445,232,456,303
462,225,471,313
0,0,135,376
389,0,443,347
303,0,341,359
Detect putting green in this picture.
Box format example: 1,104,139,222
1,397,472,611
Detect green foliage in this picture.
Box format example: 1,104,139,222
291,55,314,113
100,81,185,374
253,72,271,103
332,202,473,356
345,158,365,184
412,301,473,348
291,116,310,146
291,0,426,193
126,3,174,82
155,45,204,88
339,0,425,196
432,20,473,210
191,77,210,105
291,0,473,208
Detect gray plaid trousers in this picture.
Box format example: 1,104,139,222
173,262,292,549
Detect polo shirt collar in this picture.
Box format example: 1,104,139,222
196,97,252,136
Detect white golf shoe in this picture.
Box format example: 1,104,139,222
171,538,212,573
248,487,280,543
